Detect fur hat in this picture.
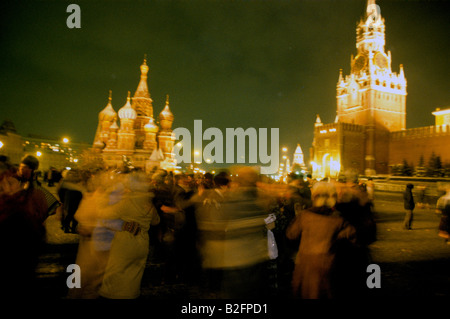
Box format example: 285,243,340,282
21,155,39,171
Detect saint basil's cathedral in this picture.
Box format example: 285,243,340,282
91,58,176,172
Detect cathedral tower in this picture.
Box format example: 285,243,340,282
117,92,137,152
158,95,175,162
132,56,154,149
93,90,117,149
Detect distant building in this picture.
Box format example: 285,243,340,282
292,143,307,171
310,0,450,179
0,120,23,164
91,57,177,172
0,120,91,171
22,135,91,172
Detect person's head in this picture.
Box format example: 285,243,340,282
18,155,39,181
406,183,414,190
214,171,230,188
0,160,20,195
310,181,337,208
151,169,167,185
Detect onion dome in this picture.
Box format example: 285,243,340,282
159,94,174,130
118,91,137,120
99,90,117,121
144,117,158,133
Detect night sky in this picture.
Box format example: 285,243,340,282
1,0,449,163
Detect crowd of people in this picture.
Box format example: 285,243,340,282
2,154,449,299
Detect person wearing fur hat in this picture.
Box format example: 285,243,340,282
286,181,357,299
18,155,40,188
17,155,49,241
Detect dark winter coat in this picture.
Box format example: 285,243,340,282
286,207,356,299
403,187,415,210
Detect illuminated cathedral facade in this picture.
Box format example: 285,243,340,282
310,0,450,179
92,57,176,172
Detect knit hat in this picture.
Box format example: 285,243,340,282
21,155,39,171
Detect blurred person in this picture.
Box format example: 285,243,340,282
0,158,47,298
200,166,270,298
334,173,377,298
148,169,178,283
403,183,415,230
202,172,214,189
436,185,450,244
366,178,375,202
173,173,201,284
66,169,146,299
66,169,107,299
98,171,160,299
286,181,357,299
417,185,428,209
194,171,231,294
160,173,200,284
17,155,49,247
58,169,85,233
47,167,62,187
272,174,311,295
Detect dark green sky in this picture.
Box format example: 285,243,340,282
1,0,449,163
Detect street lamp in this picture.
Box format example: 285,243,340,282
0,141,3,149
36,151,42,157
63,137,70,144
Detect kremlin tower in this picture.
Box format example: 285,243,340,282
311,0,408,178
92,57,176,172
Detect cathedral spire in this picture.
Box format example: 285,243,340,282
338,69,344,83
134,56,151,99
132,55,154,118
399,64,405,78
315,114,323,127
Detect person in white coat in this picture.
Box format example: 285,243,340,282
98,171,160,299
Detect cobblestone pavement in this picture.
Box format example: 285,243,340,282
34,189,450,300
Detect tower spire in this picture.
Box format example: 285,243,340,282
315,114,323,127
132,55,153,118
133,55,151,100
366,0,381,24
338,69,343,82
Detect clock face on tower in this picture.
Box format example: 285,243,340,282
374,52,388,69
352,54,367,73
